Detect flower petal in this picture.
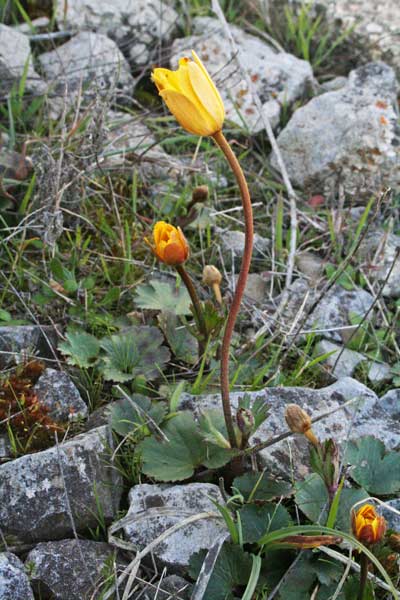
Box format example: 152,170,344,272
152,68,181,93
187,61,224,128
191,50,225,118
153,221,168,245
163,242,186,265
160,89,218,136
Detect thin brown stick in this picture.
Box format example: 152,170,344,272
176,264,207,357
213,130,253,449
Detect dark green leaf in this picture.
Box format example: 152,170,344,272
158,311,198,364
233,472,292,502
277,553,316,600
109,394,167,437
345,436,400,495
99,326,170,382
295,473,368,531
240,503,292,544
295,473,329,524
58,330,100,368
344,575,374,600
137,411,233,482
188,543,253,600
134,279,191,315
0,309,11,322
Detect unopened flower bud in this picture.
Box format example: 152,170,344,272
351,504,387,545
388,534,400,552
236,407,254,436
145,221,189,266
285,404,311,433
285,404,319,447
202,265,223,305
192,185,209,203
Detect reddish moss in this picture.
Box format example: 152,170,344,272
0,360,65,455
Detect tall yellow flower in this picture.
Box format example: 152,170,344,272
152,50,225,136
352,504,386,545
146,221,189,266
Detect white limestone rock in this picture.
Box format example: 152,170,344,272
179,378,400,479
0,426,122,545
271,62,400,198
123,483,226,571
54,0,178,67
170,17,314,133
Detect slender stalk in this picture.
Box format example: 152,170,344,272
358,554,369,600
212,130,253,449
176,264,207,356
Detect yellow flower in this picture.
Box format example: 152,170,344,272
352,504,386,545
152,50,225,136
146,221,189,266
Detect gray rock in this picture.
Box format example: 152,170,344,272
380,389,400,420
101,110,183,179
0,435,11,461
0,24,45,95
140,575,192,600
38,32,134,103
323,0,400,76
179,377,400,479
170,16,314,133
381,498,400,532
314,340,365,378
0,426,121,545
55,0,178,67
26,539,116,600
0,325,58,368
271,278,374,342
33,368,88,423
13,17,50,35
0,553,34,600
234,272,268,304
295,251,325,284
216,227,269,268
271,62,400,199
367,361,392,384
320,76,348,92
358,231,400,298
123,483,225,572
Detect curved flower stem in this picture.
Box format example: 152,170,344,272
176,264,207,357
212,130,253,449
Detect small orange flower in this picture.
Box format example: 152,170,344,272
352,504,387,545
146,221,189,266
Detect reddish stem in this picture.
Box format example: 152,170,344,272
176,264,207,357
212,131,253,449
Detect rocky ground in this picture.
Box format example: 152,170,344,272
0,0,399,599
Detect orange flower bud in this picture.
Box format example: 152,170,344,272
285,403,319,447
146,221,189,266
202,265,223,304
351,504,387,545
202,265,222,287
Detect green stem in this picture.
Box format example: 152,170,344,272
213,130,253,449
176,264,207,357
358,554,369,600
